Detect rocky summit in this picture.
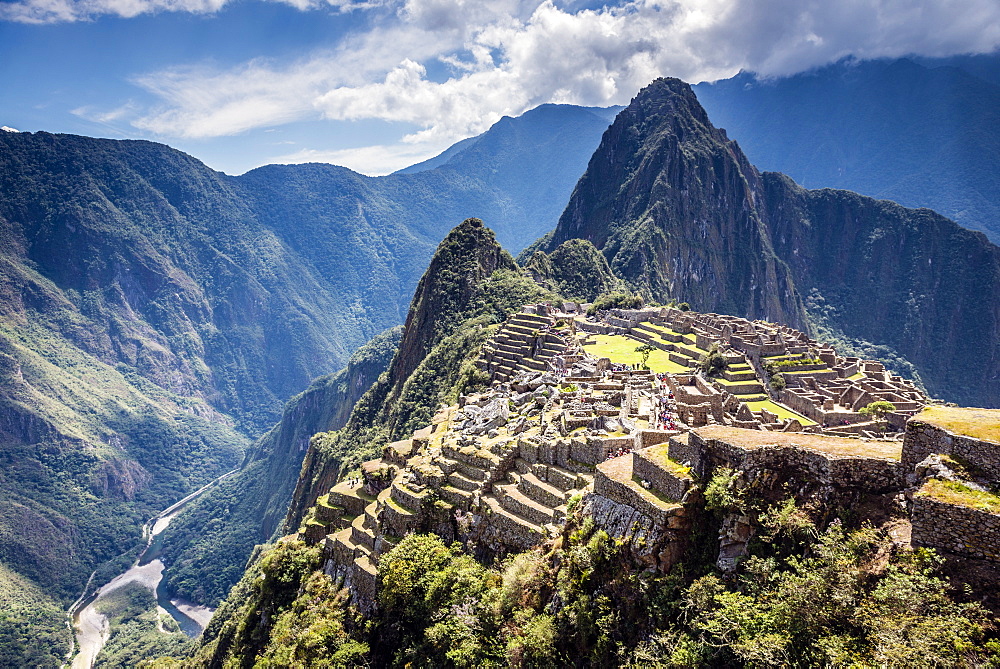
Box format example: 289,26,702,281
542,77,1000,409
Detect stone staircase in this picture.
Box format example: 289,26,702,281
478,311,569,382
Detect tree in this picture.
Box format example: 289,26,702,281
698,344,728,377
635,343,655,369
859,400,895,422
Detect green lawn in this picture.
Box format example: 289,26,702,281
744,399,817,426
584,334,690,373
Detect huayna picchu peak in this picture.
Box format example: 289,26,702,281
542,77,1000,410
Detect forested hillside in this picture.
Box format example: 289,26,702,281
695,56,1000,243
0,103,612,666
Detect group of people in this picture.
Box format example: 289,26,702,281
605,445,633,461
650,390,680,431
656,409,679,431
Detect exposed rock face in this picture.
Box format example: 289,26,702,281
386,218,517,394
546,78,806,329
763,174,1000,408
545,77,1000,408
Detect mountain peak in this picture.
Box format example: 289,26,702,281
386,218,515,389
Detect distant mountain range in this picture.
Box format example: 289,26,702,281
5,55,1000,666
0,103,613,664
695,54,1000,243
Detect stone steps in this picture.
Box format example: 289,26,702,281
390,482,427,510
328,481,377,517
439,485,473,506
328,526,359,564
595,454,683,526
505,323,539,337
351,514,376,552
443,442,498,469
496,342,530,356
516,471,566,508
314,494,344,524
447,470,480,491
495,482,557,525
482,494,546,547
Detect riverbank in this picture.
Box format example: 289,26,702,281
68,469,238,668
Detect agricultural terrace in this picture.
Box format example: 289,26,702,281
916,406,1000,444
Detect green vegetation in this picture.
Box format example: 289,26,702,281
199,506,996,667
859,400,895,422
586,291,644,315
92,583,193,668
764,357,824,373
683,523,989,666
159,327,401,607
634,343,655,369
704,467,743,513
769,373,786,390
697,344,728,377
744,399,816,426
0,564,69,667
919,479,1000,514
525,239,624,301
584,334,688,373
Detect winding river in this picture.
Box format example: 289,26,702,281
67,469,238,668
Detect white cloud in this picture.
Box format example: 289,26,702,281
0,0,380,23
47,0,1000,173
1,126,20,132
268,140,453,175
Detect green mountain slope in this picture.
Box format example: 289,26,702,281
0,101,611,663
695,57,1000,243
157,326,400,606
542,78,1000,408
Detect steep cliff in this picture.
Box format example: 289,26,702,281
545,78,1000,408
545,78,806,329
284,219,554,534
763,175,1000,407
157,327,401,606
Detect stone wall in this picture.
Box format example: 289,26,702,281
594,463,679,526
911,495,1000,562
679,430,903,491
632,449,692,501
903,420,1000,480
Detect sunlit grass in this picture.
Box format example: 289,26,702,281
919,478,1000,514
917,406,1000,443
583,334,689,373
744,399,817,426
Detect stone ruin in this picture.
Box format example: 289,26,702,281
297,307,1000,613
576,304,929,436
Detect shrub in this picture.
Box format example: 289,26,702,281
703,467,742,512
586,291,643,315
698,344,728,377
769,373,786,390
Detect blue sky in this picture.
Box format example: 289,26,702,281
3,0,1000,176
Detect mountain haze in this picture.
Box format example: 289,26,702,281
695,56,1000,243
